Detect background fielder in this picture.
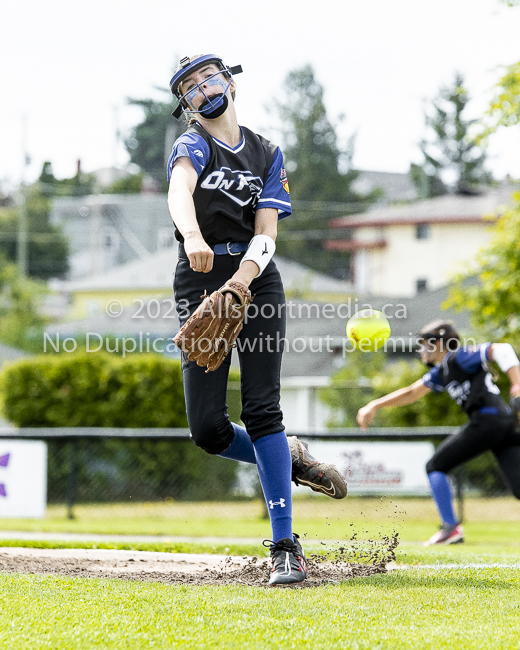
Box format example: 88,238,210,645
357,320,520,546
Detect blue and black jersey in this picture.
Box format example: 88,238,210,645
167,123,291,246
422,343,511,416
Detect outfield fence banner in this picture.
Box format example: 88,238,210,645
0,440,47,518
0,427,515,521
298,441,435,495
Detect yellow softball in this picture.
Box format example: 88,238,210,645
346,309,391,351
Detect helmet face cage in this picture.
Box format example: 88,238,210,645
169,55,242,119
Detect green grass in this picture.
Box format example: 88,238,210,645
0,497,519,547
1,557,519,649
0,497,520,555
0,538,265,556
1,498,520,648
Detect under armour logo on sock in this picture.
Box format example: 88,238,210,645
262,244,268,255
269,498,285,509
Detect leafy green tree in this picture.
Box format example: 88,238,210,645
125,95,185,190
411,73,493,198
0,257,47,351
478,62,520,143
445,191,520,344
319,353,386,426
272,65,380,278
320,355,465,428
102,171,144,194
0,181,69,280
1,353,240,501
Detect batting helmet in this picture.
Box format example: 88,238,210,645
169,54,243,120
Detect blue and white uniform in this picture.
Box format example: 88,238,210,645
423,344,520,498
422,344,511,416
169,121,290,450
168,123,291,245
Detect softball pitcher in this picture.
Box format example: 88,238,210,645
167,54,347,585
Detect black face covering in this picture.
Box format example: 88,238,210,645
198,94,228,119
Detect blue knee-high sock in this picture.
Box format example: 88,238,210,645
218,424,256,464
253,432,293,542
428,471,458,526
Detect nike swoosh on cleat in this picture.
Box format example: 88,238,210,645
296,478,336,496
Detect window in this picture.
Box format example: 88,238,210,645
416,279,428,293
416,223,430,240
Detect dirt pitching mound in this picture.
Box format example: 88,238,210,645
0,534,398,588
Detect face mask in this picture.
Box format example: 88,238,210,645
198,93,229,119
181,73,231,119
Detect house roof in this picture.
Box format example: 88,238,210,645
330,186,518,229
51,251,353,295
46,284,471,378
51,248,179,292
352,170,418,204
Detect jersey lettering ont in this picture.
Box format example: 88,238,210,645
200,167,263,208
446,380,471,405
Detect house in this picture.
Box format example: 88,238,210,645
50,249,354,320
45,281,470,432
50,194,175,279
326,185,518,297
49,175,416,284
351,170,418,206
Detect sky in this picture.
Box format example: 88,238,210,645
2,0,520,186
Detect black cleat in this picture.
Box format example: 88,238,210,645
288,436,348,499
264,534,308,586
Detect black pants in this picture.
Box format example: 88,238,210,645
173,246,286,454
426,413,520,498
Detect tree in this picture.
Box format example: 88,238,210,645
0,257,47,351
319,352,386,427
477,62,520,144
445,191,520,344
411,73,493,198
125,94,185,190
0,178,69,280
271,65,380,278
38,161,95,197
102,170,144,194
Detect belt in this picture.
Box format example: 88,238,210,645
478,406,512,415
213,242,248,256
479,407,499,415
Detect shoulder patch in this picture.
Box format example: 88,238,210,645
280,167,290,194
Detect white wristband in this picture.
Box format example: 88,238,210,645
239,234,276,277
492,343,520,372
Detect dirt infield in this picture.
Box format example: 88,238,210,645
0,536,398,587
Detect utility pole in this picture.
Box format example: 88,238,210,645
17,116,30,277
113,105,121,171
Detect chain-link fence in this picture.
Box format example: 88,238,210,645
1,426,518,525
0,427,471,519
